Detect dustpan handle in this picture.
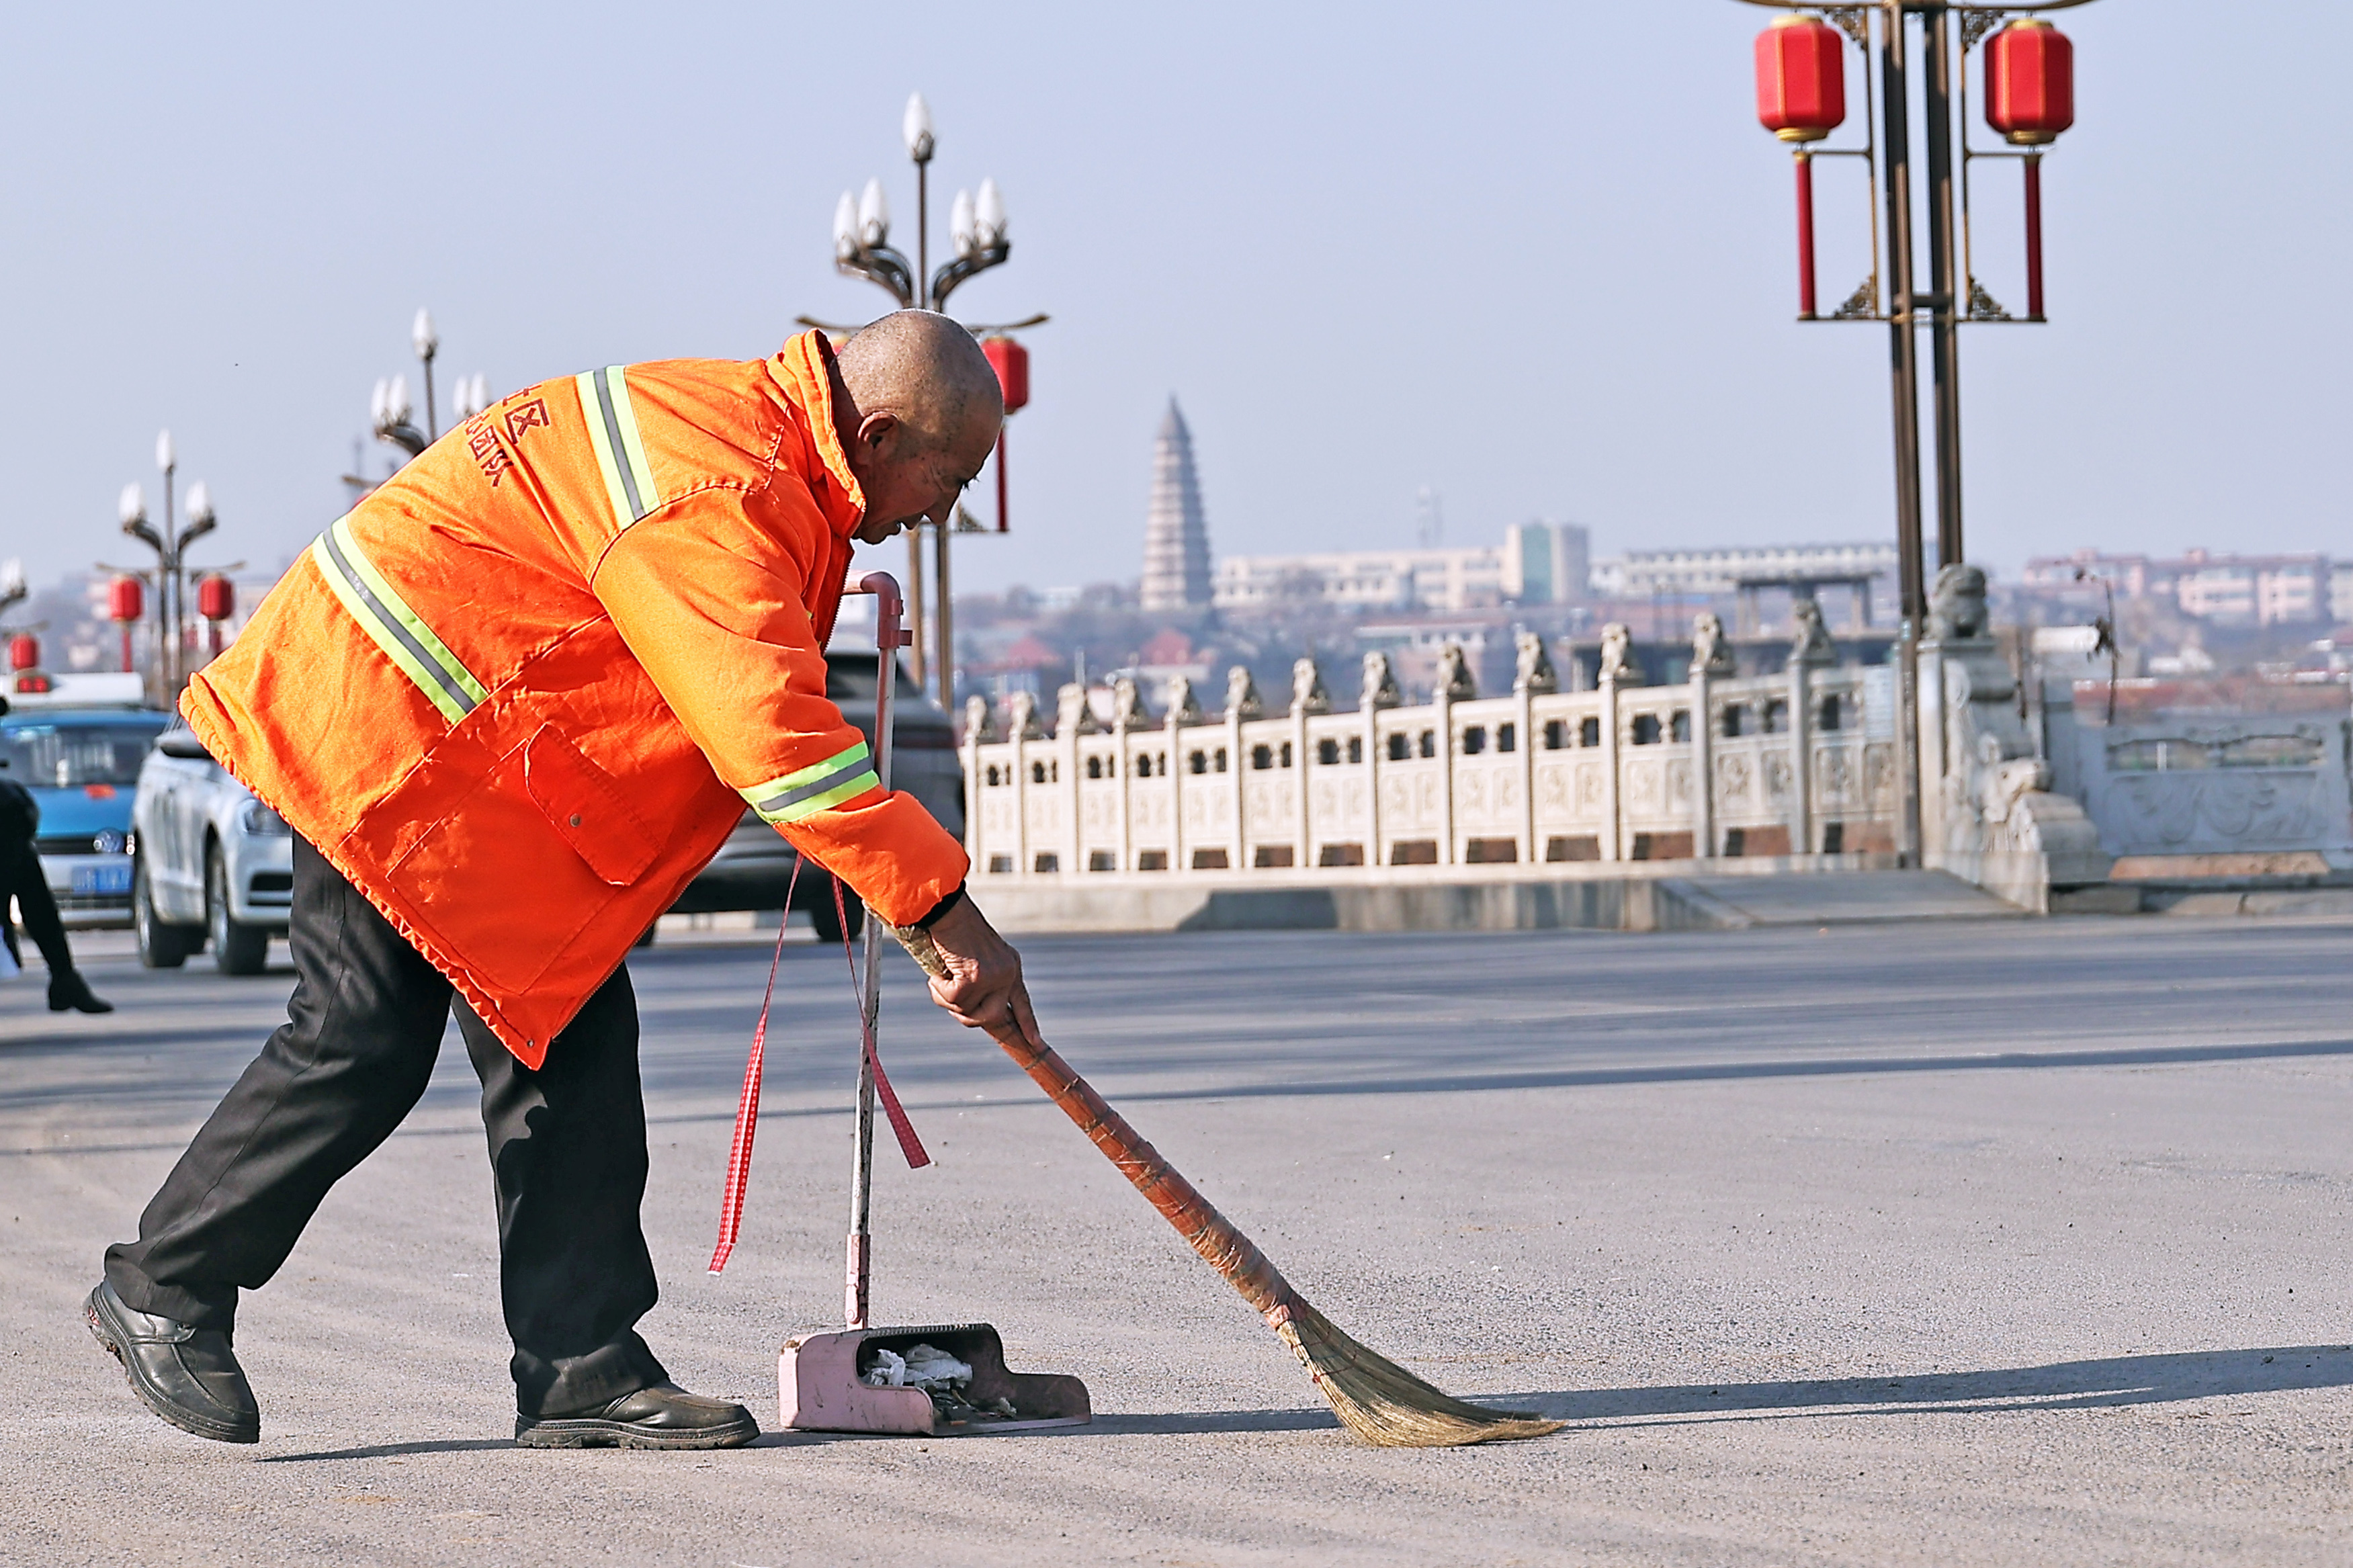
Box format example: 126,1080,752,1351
842,572,910,1329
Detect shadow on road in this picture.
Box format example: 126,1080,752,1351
1109,1037,2353,1105
1508,1344,2353,1428
240,1346,2352,1458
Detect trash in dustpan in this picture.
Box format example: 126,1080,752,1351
781,1321,1090,1436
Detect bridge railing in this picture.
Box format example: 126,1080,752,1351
962,652,1899,879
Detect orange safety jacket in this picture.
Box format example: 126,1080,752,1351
183,331,969,1068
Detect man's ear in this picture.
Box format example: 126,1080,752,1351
854,409,903,459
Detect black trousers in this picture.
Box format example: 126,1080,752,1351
1,838,77,976
103,836,667,1416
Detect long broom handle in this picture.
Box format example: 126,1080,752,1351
891,926,1293,1323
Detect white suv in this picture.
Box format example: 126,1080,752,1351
131,726,294,974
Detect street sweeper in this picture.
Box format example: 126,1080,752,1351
87,310,1039,1450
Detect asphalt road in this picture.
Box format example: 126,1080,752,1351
3,914,2350,1566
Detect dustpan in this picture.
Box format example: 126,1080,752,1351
775,571,1089,1436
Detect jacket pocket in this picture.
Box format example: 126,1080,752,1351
382,725,654,997
521,725,657,886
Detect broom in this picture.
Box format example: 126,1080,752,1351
890,923,1561,1448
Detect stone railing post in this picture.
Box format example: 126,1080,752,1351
1006,691,1035,878
961,695,990,872
1223,666,1259,871
1598,676,1621,861
1362,652,1398,869
1786,601,1835,857
1167,705,1188,875
1690,663,1714,859
1289,657,1328,870
1435,685,1457,865
1113,676,1142,873
1688,613,1731,859
1056,682,1089,876
1788,658,1813,855
1511,633,1557,867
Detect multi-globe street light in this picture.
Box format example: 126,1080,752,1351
370,308,490,462
815,92,1039,712
108,429,220,697
1739,0,2093,864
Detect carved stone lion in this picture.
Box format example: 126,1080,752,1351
1437,643,1478,701
1596,622,1642,685
1109,674,1149,732
1003,689,1045,740
1691,611,1736,677
1163,674,1204,726
1224,665,1264,722
1055,681,1102,736
1789,597,1838,666
1361,651,1403,710
1290,656,1332,715
1928,562,1990,642
1514,631,1558,695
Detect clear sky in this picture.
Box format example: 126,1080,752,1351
1,2,2344,597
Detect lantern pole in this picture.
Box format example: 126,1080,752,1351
1875,3,1929,867
1922,3,1967,570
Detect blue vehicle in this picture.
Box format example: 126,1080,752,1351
0,706,171,930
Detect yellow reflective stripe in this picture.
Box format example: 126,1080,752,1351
575,365,660,527
741,742,881,825
309,517,488,726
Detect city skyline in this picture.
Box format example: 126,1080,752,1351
0,3,2342,603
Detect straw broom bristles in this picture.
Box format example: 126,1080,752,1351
1271,1295,1564,1446
893,924,1563,1448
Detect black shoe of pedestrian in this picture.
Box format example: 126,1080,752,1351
50,971,113,1014
515,1383,759,1450
84,1282,259,1444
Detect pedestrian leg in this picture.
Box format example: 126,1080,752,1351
2,840,79,975
458,966,667,1417
103,836,454,1329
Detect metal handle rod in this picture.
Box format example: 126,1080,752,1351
842,572,904,1329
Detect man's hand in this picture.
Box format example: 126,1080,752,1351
918,896,1042,1049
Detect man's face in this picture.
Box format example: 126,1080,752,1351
849,414,999,546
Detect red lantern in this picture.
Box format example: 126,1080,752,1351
7,634,36,672
198,574,234,621
980,337,1030,533
1986,19,2074,146
108,575,144,623
982,337,1029,413
1754,15,1846,143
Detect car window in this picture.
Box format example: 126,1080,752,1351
1,722,167,788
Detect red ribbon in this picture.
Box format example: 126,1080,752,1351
707,859,799,1275
832,877,931,1172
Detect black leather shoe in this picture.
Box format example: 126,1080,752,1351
50,971,113,1014
515,1383,758,1449
85,1282,259,1444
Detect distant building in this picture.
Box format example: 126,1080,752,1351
1501,521,1590,606
1213,546,1506,615
1590,541,1898,599
2022,548,2331,628
1140,399,1214,611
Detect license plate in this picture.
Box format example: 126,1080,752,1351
72,862,132,896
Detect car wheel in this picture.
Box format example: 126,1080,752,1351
208,846,270,976
808,887,865,947
134,855,197,969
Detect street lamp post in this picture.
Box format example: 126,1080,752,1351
370,308,490,464
1740,0,2092,865
110,431,218,699
822,93,1030,713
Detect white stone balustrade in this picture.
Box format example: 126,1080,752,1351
962,625,1900,881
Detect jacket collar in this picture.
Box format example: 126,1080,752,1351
769,331,868,539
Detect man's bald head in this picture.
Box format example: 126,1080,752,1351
830,311,1005,543
837,310,1003,458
